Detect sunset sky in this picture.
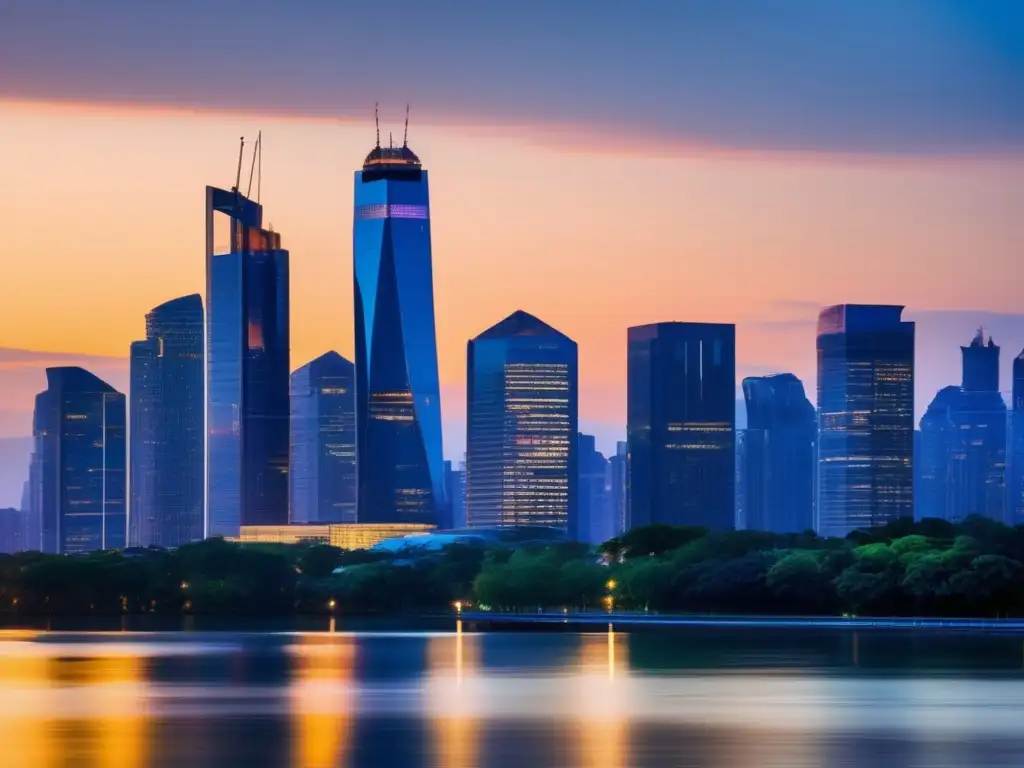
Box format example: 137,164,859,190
1,1,1022,505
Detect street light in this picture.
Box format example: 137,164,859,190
327,599,336,610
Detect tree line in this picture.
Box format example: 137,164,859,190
2,517,1024,618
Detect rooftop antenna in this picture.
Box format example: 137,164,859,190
403,103,410,147
257,130,262,203
233,136,245,192
246,130,261,198
389,131,393,149
375,103,380,149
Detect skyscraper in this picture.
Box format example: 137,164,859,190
918,331,1006,523
1009,351,1024,524
290,352,356,524
33,367,126,554
206,185,290,537
627,322,736,532
129,294,205,548
442,459,467,530
578,433,613,545
816,305,915,537
353,129,444,524
465,310,578,536
741,373,817,533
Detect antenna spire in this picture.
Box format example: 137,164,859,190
233,136,245,192
403,103,410,147
375,103,380,148
389,131,393,149
246,130,261,198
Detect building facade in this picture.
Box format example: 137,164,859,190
1009,351,1024,524
578,433,613,545
918,332,1006,523
206,186,290,536
443,459,467,530
0,508,22,554
466,311,579,536
816,305,915,538
235,522,434,549
741,373,817,533
627,322,736,531
353,138,444,524
290,352,357,524
33,367,126,554
607,441,628,537
129,294,205,548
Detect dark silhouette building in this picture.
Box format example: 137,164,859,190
0,508,21,554
607,441,628,538
129,294,205,548
1009,350,1024,524
740,373,817,533
289,352,356,523
627,322,736,531
353,132,444,524
33,367,126,554
443,459,467,530
918,331,1006,523
816,305,915,538
578,433,612,545
466,310,579,536
206,185,290,536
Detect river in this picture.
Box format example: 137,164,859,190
2,621,1023,766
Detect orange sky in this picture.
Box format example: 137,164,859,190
1,97,1022,455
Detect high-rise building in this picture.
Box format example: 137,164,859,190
1008,350,1024,524
19,475,39,552
129,294,205,548
607,441,628,538
627,322,736,531
206,185,290,537
816,305,915,537
578,433,613,545
918,331,1006,523
33,367,126,554
466,310,578,536
290,352,356,524
741,373,817,533
443,460,467,530
353,130,444,525
0,508,22,554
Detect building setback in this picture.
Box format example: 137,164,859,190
627,322,736,532
290,352,357,524
33,367,126,554
130,294,205,547
816,305,915,538
466,310,578,537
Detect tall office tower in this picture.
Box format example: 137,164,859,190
627,323,736,532
918,331,1006,523
33,367,126,554
735,430,748,529
353,126,444,524
441,460,467,530
578,433,612,545
607,441,628,537
816,305,915,538
741,374,817,533
1007,351,1024,524
129,294,205,548
206,185,290,536
0,508,22,554
19,475,39,552
290,352,357,524
466,310,579,536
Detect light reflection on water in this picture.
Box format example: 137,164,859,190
1,626,1024,766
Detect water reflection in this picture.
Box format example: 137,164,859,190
289,633,356,768
427,621,480,768
574,628,629,768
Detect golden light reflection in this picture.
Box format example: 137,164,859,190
289,635,356,768
427,626,481,768
0,643,53,768
575,629,630,768
89,655,148,768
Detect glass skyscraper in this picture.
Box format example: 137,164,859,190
627,322,736,532
129,294,205,548
289,351,356,524
741,373,817,533
465,310,578,536
33,367,126,554
918,332,1006,523
1009,351,1024,524
578,433,613,545
353,138,444,524
206,186,290,537
816,305,915,538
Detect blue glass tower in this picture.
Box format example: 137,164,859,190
465,311,578,536
290,351,357,523
353,134,444,524
1008,351,1024,524
817,305,915,537
33,367,126,554
206,186,290,537
129,294,205,547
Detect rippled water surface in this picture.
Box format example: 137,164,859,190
2,621,1024,767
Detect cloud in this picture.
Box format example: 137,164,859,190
2,1,1023,156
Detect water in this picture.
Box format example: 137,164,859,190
2,621,1024,766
